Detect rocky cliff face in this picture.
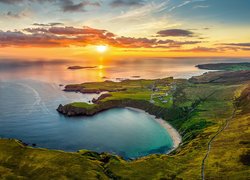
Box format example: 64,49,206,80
57,99,182,122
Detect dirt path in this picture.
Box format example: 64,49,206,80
201,108,237,180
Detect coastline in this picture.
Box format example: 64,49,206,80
126,107,182,153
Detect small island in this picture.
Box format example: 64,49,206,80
67,66,97,70
131,75,141,78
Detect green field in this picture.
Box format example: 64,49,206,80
1,76,249,179
70,77,175,109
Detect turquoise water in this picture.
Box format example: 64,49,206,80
0,80,173,159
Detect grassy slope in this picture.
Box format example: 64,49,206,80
0,79,249,179
205,85,250,179
0,139,110,180
104,83,240,179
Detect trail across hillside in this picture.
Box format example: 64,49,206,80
201,107,237,180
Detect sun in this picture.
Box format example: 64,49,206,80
96,45,108,53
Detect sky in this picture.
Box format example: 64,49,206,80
0,0,250,60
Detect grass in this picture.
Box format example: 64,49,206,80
205,85,250,179
70,102,96,109
0,76,249,179
103,83,242,179
70,77,175,109
0,139,109,179
219,64,250,71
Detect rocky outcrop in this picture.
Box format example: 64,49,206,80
57,104,100,116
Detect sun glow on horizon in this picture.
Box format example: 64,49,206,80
96,45,108,53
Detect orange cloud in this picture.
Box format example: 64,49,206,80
0,26,202,49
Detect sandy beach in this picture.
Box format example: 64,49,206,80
126,107,182,153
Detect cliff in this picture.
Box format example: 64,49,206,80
57,99,182,121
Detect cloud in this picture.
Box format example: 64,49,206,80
170,45,250,53
110,0,145,7
0,0,52,4
193,5,209,9
111,2,168,20
221,43,250,47
1,9,32,19
157,29,195,37
169,0,191,12
24,26,107,35
33,22,64,27
0,26,202,48
0,0,100,12
0,0,23,4
168,0,207,12
2,11,27,18
170,46,218,52
240,48,250,51
61,0,100,12
217,43,250,52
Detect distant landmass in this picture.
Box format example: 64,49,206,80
196,62,250,71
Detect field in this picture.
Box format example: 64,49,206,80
69,77,175,109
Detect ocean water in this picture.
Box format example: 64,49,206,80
0,57,248,159
0,80,174,159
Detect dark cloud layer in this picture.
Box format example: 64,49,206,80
157,29,195,37
0,0,23,3
0,0,51,4
110,0,145,7
2,11,27,18
0,26,202,48
221,43,250,47
0,0,100,12
170,47,218,53
33,23,64,27
61,0,100,12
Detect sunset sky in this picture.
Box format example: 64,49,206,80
0,0,250,59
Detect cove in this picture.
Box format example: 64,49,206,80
0,80,174,159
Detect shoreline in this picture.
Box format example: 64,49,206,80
126,107,182,153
